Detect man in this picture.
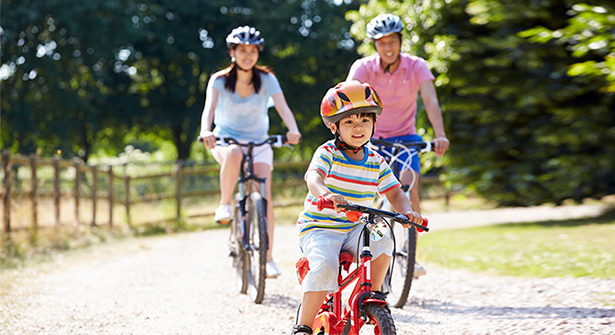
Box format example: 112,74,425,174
347,14,449,277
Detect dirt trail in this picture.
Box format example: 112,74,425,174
1,203,614,334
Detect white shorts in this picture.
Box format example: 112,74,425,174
211,143,273,171
298,225,393,293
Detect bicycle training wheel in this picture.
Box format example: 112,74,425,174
384,222,417,308
362,303,397,335
231,193,248,294
245,192,268,304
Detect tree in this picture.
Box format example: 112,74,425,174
1,0,139,161
450,0,615,206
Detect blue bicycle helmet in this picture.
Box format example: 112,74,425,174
366,14,404,40
226,26,265,51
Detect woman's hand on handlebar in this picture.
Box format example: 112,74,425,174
200,131,216,149
286,130,302,145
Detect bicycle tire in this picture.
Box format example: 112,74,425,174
386,225,416,308
378,199,417,308
362,303,397,335
232,193,248,294
245,192,268,304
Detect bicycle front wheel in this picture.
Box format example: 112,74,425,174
384,223,417,308
362,303,397,335
245,192,268,304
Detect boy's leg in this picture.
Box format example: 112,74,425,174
371,254,392,291
298,291,328,327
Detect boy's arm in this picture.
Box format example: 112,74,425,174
384,187,423,226
305,169,347,211
419,80,449,157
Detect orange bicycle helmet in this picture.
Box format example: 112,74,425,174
320,80,382,126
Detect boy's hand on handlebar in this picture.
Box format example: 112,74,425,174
200,131,216,149
403,211,428,232
323,193,347,213
286,131,302,145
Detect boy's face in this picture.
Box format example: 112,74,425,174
329,114,375,147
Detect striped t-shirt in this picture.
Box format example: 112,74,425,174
297,140,401,237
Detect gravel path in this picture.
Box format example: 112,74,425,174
1,204,614,334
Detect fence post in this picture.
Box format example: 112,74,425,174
53,155,61,227
30,153,38,235
108,165,114,229
74,158,81,226
2,150,11,234
124,164,131,226
91,166,97,227
174,160,184,221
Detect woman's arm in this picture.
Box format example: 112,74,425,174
419,80,449,157
199,87,220,149
271,92,302,144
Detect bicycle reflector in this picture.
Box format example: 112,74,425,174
295,257,310,285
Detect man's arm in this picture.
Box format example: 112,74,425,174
419,80,449,157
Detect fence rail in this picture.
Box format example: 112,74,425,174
1,150,446,236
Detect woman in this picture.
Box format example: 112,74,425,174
200,26,302,278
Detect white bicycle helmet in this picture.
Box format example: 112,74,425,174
366,14,404,40
226,26,265,51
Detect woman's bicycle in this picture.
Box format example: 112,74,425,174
199,135,290,304
367,139,433,308
295,197,429,335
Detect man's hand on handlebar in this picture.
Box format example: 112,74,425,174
432,137,449,157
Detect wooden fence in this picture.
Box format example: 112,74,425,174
1,150,446,236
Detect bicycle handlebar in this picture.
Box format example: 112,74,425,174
316,197,429,232
197,135,291,149
369,139,432,153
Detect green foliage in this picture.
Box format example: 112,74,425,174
519,4,615,92
1,0,362,162
450,0,615,206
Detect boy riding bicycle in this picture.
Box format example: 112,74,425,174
289,80,423,335
347,14,449,277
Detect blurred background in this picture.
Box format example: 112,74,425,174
1,0,614,211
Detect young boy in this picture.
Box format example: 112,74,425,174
289,80,424,335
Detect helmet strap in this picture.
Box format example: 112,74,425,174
334,132,367,155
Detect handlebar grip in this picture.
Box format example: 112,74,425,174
417,217,429,232
316,197,334,211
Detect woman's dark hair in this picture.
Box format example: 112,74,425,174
223,63,273,94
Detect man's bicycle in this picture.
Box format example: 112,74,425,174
368,139,433,308
199,135,290,304
295,197,428,335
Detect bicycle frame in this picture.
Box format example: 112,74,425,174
312,219,389,335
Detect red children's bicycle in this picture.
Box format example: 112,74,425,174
295,197,429,335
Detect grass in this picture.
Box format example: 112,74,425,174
418,208,615,279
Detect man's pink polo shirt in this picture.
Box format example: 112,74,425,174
347,53,434,138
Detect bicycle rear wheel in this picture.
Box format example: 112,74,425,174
231,193,248,294
384,222,417,308
245,192,268,304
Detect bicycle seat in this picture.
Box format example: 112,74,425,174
339,251,354,272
